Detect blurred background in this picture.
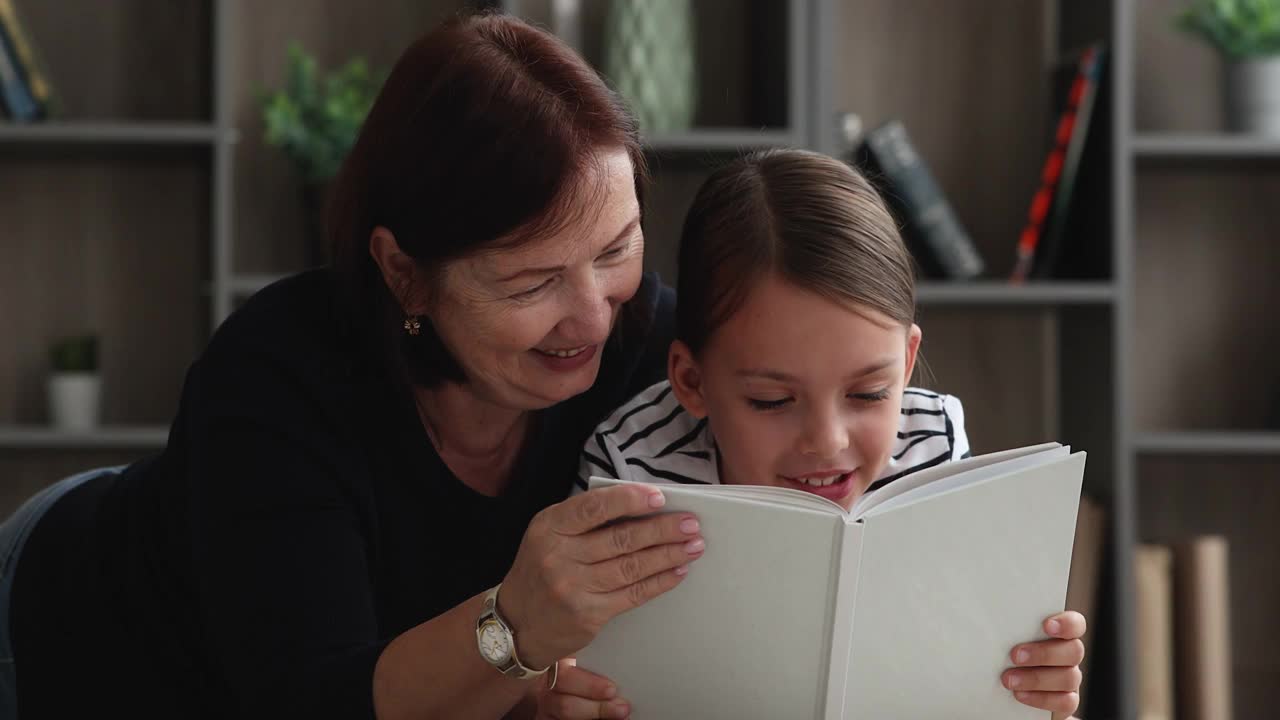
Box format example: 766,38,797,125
1,1,1276,718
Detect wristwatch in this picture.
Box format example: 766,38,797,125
476,584,557,686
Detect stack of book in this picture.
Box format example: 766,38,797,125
0,0,52,122
1135,536,1234,720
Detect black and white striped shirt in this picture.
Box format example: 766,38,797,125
576,381,970,493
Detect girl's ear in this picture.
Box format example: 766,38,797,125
668,339,709,419
904,323,923,386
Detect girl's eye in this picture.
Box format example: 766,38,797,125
599,245,626,260
849,388,891,403
512,277,555,300
747,397,791,411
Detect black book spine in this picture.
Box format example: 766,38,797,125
858,121,984,280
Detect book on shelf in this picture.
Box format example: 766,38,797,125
1173,536,1233,720
579,443,1085,719
1135,536,1235,720
0,0,52,122
852,120,985,281
1135,544,1176,720
1012,42,1109,283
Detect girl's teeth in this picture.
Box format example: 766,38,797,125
542,346,587,358
796,474,842,487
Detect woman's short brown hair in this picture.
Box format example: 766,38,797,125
329,12,647,386
676,149,916,355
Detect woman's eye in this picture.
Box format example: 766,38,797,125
747,397,791,411
599,245,626,260
849,388,891,403
512,277,554,300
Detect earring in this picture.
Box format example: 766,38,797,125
403,315,422,336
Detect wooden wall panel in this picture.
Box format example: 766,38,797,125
1134,166,1280,431
14,0,211,121
836,0,1052,277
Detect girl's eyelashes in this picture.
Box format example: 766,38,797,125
850,387,892,402
747,388,891,411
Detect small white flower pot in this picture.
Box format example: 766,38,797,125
1225,56,1280,136
48,372,101,431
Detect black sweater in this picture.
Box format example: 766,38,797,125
11,269,675,719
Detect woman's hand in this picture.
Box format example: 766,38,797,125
534,659,630,720
1002,610,1087,718
500,483,705,670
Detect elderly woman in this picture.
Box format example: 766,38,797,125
0,13,1085,720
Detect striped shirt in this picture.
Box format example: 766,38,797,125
576,381,970,493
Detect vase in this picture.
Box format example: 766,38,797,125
602,0,697,134
1225,57,1280,136
48,372,101,431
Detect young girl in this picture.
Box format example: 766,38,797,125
534,150,1085,720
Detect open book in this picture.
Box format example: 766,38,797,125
579,443,1086,719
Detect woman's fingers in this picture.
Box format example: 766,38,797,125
586,535,705,592
602,562,691,613
541,691,631,720
575,513,701,564
550,660,615,699
1010,638,1085,668
549,484,667,536
1044,610,1087,639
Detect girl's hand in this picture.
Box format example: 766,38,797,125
1002,610,1086,718
500,483,705,670
534,659,630,720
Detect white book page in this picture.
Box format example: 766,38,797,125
580,478,846,719
855,445,1070,521
848,442,1062,518
590,476,846,515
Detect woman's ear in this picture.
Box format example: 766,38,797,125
369,226,427,314
668,339,709,419
904,323,923,386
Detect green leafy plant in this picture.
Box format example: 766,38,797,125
259,43,386,184
1177,0,1280,59
49,335,98,373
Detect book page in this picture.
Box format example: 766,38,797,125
849,442,1062,518
580,479,846,720
842,451,1085,718
590,476,846,515
855,445,1070,520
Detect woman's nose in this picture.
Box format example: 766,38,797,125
562,275,613,341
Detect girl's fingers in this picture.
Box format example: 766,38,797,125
1010,637,1085,668
1044,610,1087,639
1010,689,1080,714
1003,665,1083,694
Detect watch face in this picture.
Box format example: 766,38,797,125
478,620,512,665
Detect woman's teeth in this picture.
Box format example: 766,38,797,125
539,345,589,358
793,474,844,487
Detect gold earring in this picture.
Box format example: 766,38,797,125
403,315,422,336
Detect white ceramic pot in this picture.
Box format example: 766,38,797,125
1225,56,1280,136
48,372,101,431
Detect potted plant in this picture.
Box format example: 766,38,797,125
260,44,385,266
48,335,100,431
1178,0,1280,135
